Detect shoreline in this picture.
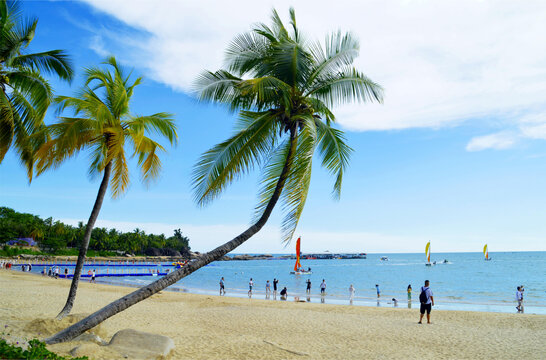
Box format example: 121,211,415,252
5,260,545,315
1,270,545,359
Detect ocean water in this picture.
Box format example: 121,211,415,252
22,251,546,314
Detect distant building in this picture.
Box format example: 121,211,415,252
7,238,37,247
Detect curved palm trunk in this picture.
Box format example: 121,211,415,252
46,129,299,344
56,162,112,320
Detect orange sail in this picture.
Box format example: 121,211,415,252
294,237,301,271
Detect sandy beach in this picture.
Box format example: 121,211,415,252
1,270,545,359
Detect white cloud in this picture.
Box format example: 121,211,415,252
78,0,546,132
465,131,518,152
520,123,546,140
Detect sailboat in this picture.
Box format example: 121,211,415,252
483,244,492,261
425,241,432,266
290,237,312,275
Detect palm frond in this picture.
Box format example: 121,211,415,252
306,31,360,90
278,116,316,242
192,110,279,206
193,70,243,110
126,113,177,145
34,117,96,175
11,50,74,81
315,120,353,199
6,69,52,116
130,135,164,185
0,89,15,161
307,66,384,107
225,31,269,76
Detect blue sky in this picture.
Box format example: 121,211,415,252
1,0,546,253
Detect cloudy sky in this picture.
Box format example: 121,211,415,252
1,0,546,253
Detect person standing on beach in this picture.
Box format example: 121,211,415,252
349,284,355,303
219,277,225,296
266,280,271,296
418,280,434,324
320,279,326,294
273,278,278,296
376,284,380,298
248,278,254,297
407,284,412,301
306,279,311,294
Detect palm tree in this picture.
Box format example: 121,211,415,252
35,56,177,319
0,0,73,178
45,8,382,344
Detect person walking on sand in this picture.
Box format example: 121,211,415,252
90,269,96,283
418,280,434,324
515,286,523,312
407,284,412,301
219,277,225,296
320,279,326,294
248,278,254,297
349,284,355,302
306,279,311,294
376,284,380,298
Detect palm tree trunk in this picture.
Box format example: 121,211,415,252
56,162,112,320
46,128,299,344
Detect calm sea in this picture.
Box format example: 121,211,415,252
24,251,546,314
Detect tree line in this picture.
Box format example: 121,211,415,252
0,207,190,256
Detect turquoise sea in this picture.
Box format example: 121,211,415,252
24,251,546,314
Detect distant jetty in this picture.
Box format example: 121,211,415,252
224,253,367,261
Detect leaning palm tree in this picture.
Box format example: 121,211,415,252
45,8,382,344
0,0,73,178
35,56,177,319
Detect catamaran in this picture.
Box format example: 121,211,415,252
483,244,492,261
425,241,432,266
290,237,312,275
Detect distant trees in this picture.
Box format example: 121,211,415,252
0,206,190,255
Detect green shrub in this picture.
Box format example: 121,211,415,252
0,338,88,360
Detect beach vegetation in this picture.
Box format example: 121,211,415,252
33,57,178,319
0,0,73,178
45,8,382,344
0,338,87,360
0,207,190,257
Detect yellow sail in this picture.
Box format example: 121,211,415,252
483,244,488,260
425,241,431,262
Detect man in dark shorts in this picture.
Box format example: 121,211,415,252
418,280,434,324
306,279,311,294
219,277,225,296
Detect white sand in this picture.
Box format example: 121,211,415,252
1,270,545,359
